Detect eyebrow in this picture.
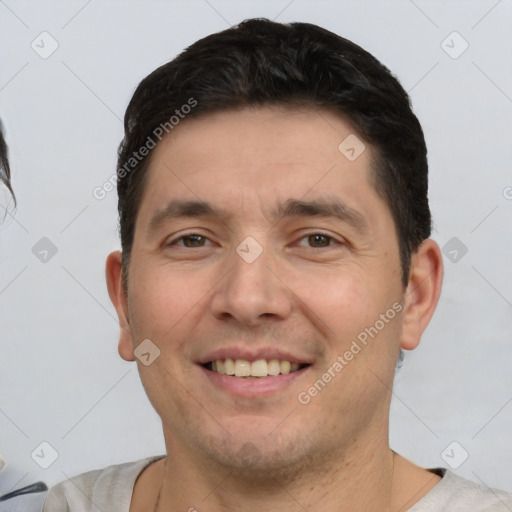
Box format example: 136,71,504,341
148,198,369,234
271,198,369,232
148,199,228,234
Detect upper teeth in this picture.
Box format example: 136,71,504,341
211,359,301,378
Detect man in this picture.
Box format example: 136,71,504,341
44,18,512,511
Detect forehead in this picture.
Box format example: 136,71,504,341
155,106,369,174
136,107,388,229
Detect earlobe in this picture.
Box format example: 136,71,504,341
105,251,135,362
400,239,444,351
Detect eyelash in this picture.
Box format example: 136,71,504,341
168,232,342,249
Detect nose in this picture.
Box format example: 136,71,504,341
209,241,292,327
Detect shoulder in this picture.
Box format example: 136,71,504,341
43,456,164,512
411,468,512,511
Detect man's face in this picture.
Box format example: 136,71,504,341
116,107,407,473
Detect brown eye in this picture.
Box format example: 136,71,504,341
173,234,208,247
306,234,333,248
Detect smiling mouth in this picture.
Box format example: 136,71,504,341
203,358,309,378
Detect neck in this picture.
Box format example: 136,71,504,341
155,433,405,512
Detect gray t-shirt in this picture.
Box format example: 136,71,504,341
41,456,512,511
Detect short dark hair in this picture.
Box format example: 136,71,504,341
117,18,431,286
0,120,15,204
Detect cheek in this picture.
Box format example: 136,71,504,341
127,261,205,348
291,266,402,361
290,267,376,335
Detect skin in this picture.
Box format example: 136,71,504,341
106,107,443,511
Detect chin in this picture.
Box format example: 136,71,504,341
198,427,311,477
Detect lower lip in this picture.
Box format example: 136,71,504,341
198,365,310,398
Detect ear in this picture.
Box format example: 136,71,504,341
400,239,443,350
106,251,135,361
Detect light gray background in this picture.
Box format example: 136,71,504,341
1,0,511,496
